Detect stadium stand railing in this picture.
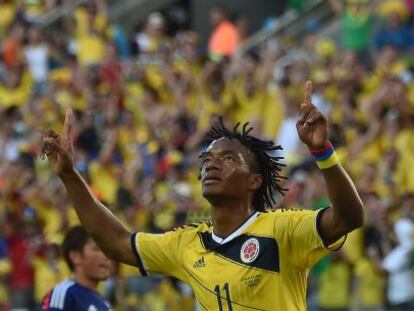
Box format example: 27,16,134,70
37,0,88,28
236,0,334,55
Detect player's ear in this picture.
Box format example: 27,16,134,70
69,251,82,268
249,173,262,191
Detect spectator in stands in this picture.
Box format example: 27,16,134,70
355,245,387,310
24,27,49,95
0,66,32,109
375,0,414,52
207,5,240,60
0,0,17,38
354,192,387,311
2,22,25,70
317,251,352,311
382,217,414,309
5,216,36,310
109,23,131,61
328,0,375,56
135,12,168,55
73,0,108,66
18,0,57,24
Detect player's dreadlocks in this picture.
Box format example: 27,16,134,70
205,118,287,211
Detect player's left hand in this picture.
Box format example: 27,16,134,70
296,81,328,149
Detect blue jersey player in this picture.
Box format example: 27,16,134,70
42,226,112,310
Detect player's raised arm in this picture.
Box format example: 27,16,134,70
296,81,364,245
40,110,136,266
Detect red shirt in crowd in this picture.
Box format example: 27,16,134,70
7,234,34,291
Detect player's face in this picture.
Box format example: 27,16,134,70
200,138,261,204
79,239,112,282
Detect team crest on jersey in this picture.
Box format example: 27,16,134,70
240,238,260,263
88,305,98,311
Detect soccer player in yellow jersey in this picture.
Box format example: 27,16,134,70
40,81,364,310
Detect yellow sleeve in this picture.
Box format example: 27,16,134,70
281,209,346,269
131,230,187,282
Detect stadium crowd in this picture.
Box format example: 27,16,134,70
1,0,414,310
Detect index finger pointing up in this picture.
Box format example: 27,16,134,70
304,80,313,106
63,109,73,140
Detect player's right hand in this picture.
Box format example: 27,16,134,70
40,109,75,176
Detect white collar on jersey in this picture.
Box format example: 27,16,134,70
211,212,260,245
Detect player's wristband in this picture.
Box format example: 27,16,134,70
310,141,339,169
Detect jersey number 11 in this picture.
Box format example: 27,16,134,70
214,283,233,311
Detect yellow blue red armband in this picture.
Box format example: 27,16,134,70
310,141,339,169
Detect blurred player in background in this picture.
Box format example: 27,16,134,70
41,226,112,311
40,81,364,310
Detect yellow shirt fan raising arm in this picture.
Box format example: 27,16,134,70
40,81,364,311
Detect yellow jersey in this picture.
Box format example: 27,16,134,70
131,208,344,311
317,260,351,309
355,258,386,308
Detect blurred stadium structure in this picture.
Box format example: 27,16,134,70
1,0,414,310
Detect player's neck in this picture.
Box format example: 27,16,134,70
212,203,254,238
74,272,98,291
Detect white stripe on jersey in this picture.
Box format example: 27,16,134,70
212,212,259,244
50,279,75,309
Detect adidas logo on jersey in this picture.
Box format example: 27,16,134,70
193,256,206,268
